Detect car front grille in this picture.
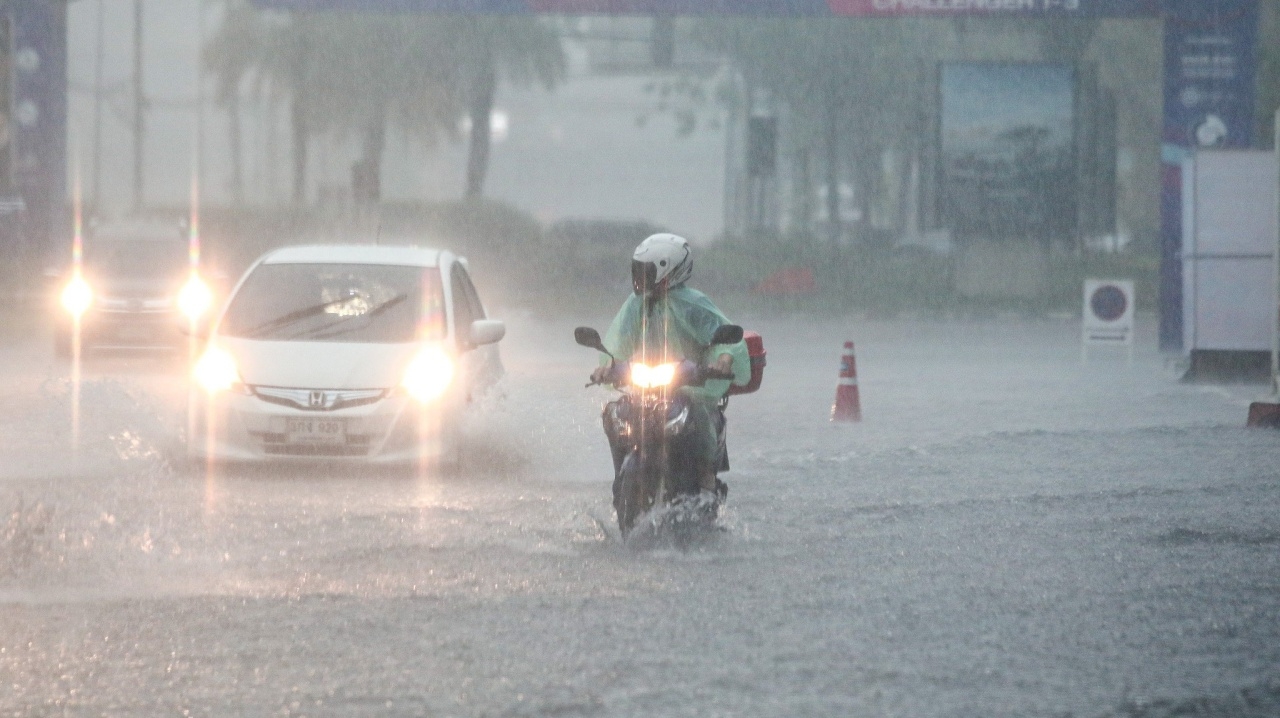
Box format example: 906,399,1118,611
252,386,386,411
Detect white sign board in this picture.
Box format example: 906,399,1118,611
1181,151,1279,353
1083,279,1134,361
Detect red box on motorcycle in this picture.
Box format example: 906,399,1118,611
727,331,766,396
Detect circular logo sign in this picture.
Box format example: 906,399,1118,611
1194,114,1227,147
1090,285,1128,322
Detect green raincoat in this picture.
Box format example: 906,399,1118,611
600,285,750,466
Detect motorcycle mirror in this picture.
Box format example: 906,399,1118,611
574,326,606,352
711,324,744,345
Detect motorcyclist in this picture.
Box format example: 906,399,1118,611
590,233,750,500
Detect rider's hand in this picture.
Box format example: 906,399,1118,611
590,364,613,384
709,353,734,377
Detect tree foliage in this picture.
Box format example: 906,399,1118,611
690,18,944,243
204,4,565,200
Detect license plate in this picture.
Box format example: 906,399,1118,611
286,417,346,444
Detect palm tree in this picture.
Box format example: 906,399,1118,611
205,2,314,204
205,7,565,203
444,16,565,198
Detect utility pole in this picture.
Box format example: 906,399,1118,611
291,12,308,207
195,0,206,198
228,89,243,204
132,0,145,212
92,0,105,209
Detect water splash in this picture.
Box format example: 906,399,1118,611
0,496,55,576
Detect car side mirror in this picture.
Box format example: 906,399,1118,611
711,324,743,345
469,319,505,347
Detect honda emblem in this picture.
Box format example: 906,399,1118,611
308,390,326,409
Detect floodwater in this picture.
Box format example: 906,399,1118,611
1,312,1277,717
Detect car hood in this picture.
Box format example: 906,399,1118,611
221,338,421,390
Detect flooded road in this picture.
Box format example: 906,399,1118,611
1,313,1277,717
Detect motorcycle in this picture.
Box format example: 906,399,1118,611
575,324,743,538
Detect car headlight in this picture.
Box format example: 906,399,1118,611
60,274,93,317
177,274,214,322
193,346,245,394
401,344,454,403
630,362,677,389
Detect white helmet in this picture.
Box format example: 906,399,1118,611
631,233,692,296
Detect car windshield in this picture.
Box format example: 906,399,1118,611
85,240,188,278
219,263,443,343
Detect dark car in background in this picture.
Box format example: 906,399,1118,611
51,220,219,357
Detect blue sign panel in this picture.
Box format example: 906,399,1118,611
1,0,67,264
824,0,1158,16
1158,0,1258,351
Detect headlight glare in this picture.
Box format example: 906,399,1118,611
193,346,244,394
402,345,454,403
630,362,677,389
60,274,93,317
178,275,214,322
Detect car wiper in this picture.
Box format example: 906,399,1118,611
237,297,351,338
282,293,409,341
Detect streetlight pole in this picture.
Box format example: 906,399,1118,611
133,0,145,212
196,0,205,197
92,0,104,209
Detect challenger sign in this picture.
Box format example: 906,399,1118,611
251,0,1158,15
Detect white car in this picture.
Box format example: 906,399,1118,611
187,245,504,468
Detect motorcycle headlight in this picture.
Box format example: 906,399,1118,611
402,344,454,403
630,362,678,389
60,274,93,317
193,346,245,394
177,274,214,322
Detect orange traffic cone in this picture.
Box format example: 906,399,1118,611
831,341,862,422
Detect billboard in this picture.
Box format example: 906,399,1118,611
939,63,1076,243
